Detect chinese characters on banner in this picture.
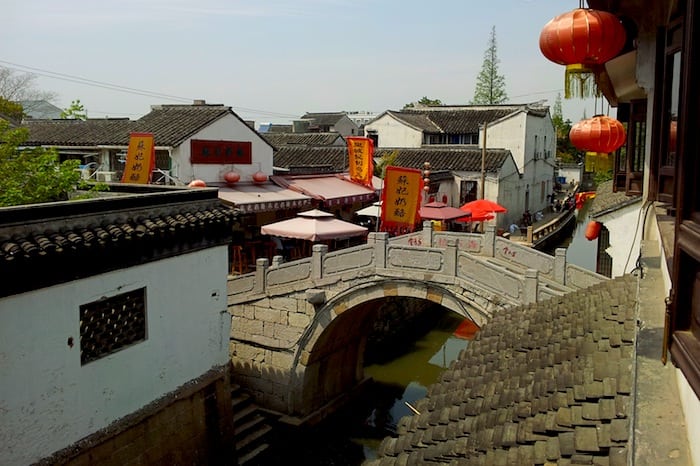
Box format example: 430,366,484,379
346,137,374,188
121,132,155,184
381,166,423,234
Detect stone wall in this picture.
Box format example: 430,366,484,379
34,366,235,466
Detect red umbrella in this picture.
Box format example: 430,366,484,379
457,199,506,223
418,201,467,221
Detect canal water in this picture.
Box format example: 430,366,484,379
256,204,597,465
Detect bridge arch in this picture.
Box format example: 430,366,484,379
286,279,492,418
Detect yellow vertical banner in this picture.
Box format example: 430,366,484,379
381,166,423,234
121,132,155,184
346,137,374,188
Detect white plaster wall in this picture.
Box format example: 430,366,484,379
0,246,230,466
169,113,274,184
483,112,556,216
558,165,583,185
597,203,644,277
484,115,526,170
677,346,700,465
364,114,423,148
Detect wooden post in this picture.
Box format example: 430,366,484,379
481,122,487,199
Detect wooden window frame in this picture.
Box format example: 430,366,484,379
669,0,700,398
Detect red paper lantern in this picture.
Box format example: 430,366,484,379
539,8,626,66
540,8,626,98
224,171,240,184
569,116,626,153
585,220,602,241
188,179,207,188
252,171,268,183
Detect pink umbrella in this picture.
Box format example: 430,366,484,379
418,201,467,221
260,209,368,241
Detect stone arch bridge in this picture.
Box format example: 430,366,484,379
227,224,605,422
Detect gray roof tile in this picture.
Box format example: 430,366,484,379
366,276,638,465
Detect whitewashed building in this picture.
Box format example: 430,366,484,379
365,104,558,218
0,187,235,465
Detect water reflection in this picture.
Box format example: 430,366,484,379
256,310,470,465
555,201,597,272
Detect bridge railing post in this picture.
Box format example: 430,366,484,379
422,220,433,247
524,268,538,304
367,232,389,269
484,224,496,257
445,239,457,275
312,244,328,280
554,248,567,285
254,258,269,294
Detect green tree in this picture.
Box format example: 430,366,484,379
374,150,398,178
60,99,87,120
0,120,104,206
471,26,508,105
551,93,579,163
403,97,443,109
0,96,24,122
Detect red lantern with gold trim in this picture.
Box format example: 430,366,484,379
569,115,626,153
539,8,626,98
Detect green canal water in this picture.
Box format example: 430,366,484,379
256,309,470,465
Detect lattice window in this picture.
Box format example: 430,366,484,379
80,288,147,365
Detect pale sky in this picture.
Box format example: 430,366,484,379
1,0,606,125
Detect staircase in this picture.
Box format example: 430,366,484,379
231,384,279,465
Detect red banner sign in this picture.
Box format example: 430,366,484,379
381,166,423,234
346,137,374,188
190,140,252,164
121,132,155,184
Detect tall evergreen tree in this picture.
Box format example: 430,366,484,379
471,26,508,105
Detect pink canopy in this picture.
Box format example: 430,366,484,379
260,209,368,241
418,201,467,221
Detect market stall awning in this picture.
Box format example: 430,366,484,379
270,174,377,207
260,209,368,241
218,182,313,214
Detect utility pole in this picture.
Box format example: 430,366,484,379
480,122,487,199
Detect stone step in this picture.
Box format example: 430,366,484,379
236,442,270,466
233,403,257,425
235,423,273,452
230,384,278,466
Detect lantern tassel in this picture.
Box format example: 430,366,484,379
564,64,600,99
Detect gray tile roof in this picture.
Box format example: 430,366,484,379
22,118,133,146
262,132,344,148
384,104,548,135
22,103,274,150
274,146,349,173
365,274,637,466
376,147,512,173
272,146,512,175
589,180,642,218
301,112,348,126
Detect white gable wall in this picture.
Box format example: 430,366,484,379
364,114,423,147
169,113,274,185
485,112,556,215
0,247,230,466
